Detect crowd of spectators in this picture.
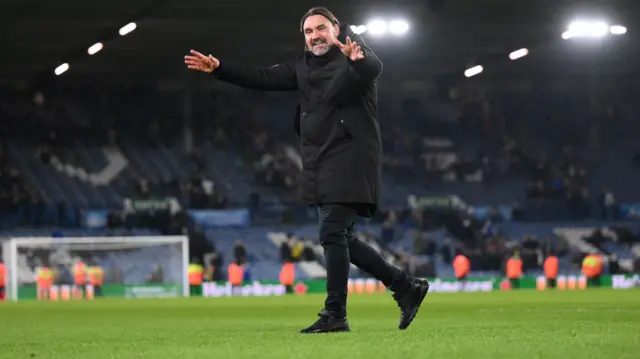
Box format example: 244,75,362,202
1,83,639,236
0,140,48,228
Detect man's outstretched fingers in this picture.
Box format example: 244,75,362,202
190,50,207,59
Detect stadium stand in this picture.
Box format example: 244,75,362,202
2,78,640,280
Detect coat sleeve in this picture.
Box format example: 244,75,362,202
212,60,297,91
347,42,383,83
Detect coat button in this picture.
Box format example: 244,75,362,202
302,112,307,117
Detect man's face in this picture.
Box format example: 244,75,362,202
303,14,339,56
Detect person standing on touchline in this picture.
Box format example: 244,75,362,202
184,6,429,334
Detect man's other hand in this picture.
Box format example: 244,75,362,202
335,36,364,62
184,50,219,73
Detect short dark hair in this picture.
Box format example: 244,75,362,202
300,7,339,32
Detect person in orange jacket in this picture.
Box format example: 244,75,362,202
543,254,559,289
582,253,604,287
452,251,471,286
280,262,296,294
0,260,6,302
72,260,88,300
506,251,523,289
227,260,244,295
36,265,55,301
87,264,105,298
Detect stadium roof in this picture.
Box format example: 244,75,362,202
1,0,639,88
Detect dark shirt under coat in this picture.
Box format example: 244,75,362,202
211,24,383,218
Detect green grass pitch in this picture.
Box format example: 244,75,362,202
1,289,639,359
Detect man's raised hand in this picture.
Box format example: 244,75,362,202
335,36,364,62
184,50,219,73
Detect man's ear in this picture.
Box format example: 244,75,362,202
334,23,340,37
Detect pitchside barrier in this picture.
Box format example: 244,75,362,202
190,274,639,298
19,283,182,300
8,274,638,301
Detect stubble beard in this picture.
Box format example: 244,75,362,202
310,42,331,56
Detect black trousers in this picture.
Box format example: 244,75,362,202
318,203,410,317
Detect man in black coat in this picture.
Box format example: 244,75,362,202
185,7,429,333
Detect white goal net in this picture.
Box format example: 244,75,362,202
1,236,189,301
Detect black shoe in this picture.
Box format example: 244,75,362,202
300,308,350,334
393,277,429,330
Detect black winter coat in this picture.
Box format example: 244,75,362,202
212,24,383,218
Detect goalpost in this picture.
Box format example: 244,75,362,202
1,236,189,301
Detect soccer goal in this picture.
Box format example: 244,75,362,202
1,235,189,301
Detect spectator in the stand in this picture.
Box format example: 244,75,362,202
188,225,212,264
522,236,539,251
134,179,151,198
424,238,437,259
600,187,616,220
570,250,586,271
0,156,35,227
201,176,214,198
381,219,395,246
179,172,228,210
188,151,206,172
440,239,453,264
526,180,546,199
234,239,247,266
204,250,224,281
521,236,540,271
570,186,590,218
584,229,607,251
248,191,261,212
211,193,228,209
212,126,229,149
485,237,505,271
411,232,426,256
605,254,619,274
511,202,524,221
489,206,503,223
187,176,206,208
160,174,181,198
280,233,294,263
395,248,411,274
554,237,569,258
611,225,639,246
30,193,46,227
37,144,52,165
380,210,397,245
147,118,162,146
